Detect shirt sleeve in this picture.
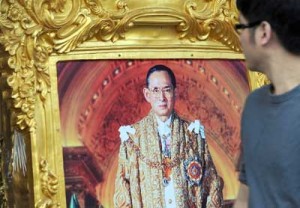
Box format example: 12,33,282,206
113,142,132,208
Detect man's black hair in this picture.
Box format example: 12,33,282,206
146,65,176,88
236,0,300,54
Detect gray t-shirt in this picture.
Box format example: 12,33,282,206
239,84,300,208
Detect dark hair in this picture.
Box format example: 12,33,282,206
146,65,176,88
236,0,300,54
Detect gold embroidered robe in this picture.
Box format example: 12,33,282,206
114,111,223,208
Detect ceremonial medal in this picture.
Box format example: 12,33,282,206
162,157,172,186
163,177,170,187
184,157,202,186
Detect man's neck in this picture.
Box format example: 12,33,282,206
264,51,300,95
156,114,172,123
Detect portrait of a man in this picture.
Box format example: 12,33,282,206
58,59,248,207
114,64,223,207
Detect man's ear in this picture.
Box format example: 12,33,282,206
259,21,272,46
174,88,177,99
143,88,151,103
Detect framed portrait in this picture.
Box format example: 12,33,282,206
58,59,248,207
0,0,268,207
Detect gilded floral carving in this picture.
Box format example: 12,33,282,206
254,72,270,87
0,1,49,131
35,159,60,208
183,0,241,51
248,71,270,90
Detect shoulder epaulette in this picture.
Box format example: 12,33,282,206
187,120,206,139
118,125,136,142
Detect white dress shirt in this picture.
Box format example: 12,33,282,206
156,116,176,208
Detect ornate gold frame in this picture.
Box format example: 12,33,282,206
0,0,268,207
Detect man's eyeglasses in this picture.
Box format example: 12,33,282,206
234,20,262,34
149,86,174,98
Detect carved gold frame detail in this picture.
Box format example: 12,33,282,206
0,0,268,207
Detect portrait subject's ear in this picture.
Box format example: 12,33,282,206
143,88,151,103
174,88,178,99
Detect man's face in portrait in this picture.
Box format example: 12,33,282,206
143,71,176,121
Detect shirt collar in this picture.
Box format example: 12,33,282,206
156,114,172,137
156,114,172,128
